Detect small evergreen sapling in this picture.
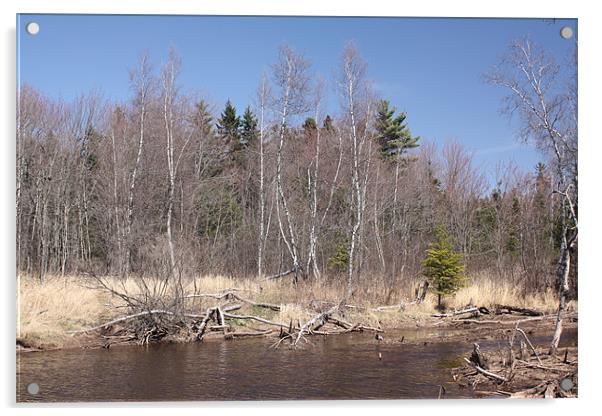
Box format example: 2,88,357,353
422,225,466,308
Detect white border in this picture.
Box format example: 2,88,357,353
2,1,600,415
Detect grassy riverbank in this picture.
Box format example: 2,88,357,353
17,273,571,351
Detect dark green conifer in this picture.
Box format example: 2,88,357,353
374,100,419,159
216,99,240,146
240,106,259,147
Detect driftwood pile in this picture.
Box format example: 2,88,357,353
431,304,543,319
68,288,384,348
451,324,578,398
274,304,384,348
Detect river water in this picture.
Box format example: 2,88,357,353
16,327,577,402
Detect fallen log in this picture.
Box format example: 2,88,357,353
311,329,346,336
452,312,577,326
186,291,281,311
474,390,511,397
432,307,479,318
264,268,296,281
225,329,273,339
326,316,353,330
463,357,507,383
222,312,288,328
311,300,415,313
357,324,384,333
495,304,543,316
294,305,338,346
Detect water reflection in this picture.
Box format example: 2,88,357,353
16,328,576,402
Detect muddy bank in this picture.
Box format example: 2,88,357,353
17,308,577,354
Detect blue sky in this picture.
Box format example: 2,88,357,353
17,14,577,184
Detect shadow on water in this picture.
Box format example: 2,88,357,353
16,327,577,402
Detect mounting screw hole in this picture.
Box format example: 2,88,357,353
560,26,573,39
26,383,40,395
560,378,573,391
26,22,40,35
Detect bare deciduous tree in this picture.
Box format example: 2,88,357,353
256,73,270,278
16,43,575,324
487,38,577,354
269,45,311,282
338,43,373,299
124,52,154,276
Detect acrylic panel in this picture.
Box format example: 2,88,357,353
16,14,578,402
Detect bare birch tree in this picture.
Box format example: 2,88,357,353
161,48,182,280
305,79,325,280
125,52,153,276
487,38,577,354
338,44,373,299
16,43,575,315
256,73,270,277
269,45,311,282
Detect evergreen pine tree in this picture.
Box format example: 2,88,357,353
216,99,240,147
240,106,259,147
422,224,466,307
374,100,420,159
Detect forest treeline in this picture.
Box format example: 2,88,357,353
16,40,577,302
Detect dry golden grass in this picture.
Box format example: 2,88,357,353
17,274,113,348
277,303,313,325
17,272,565,349
449,274,561,313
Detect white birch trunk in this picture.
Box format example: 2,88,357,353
257,76,268,277
125,54,150,276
